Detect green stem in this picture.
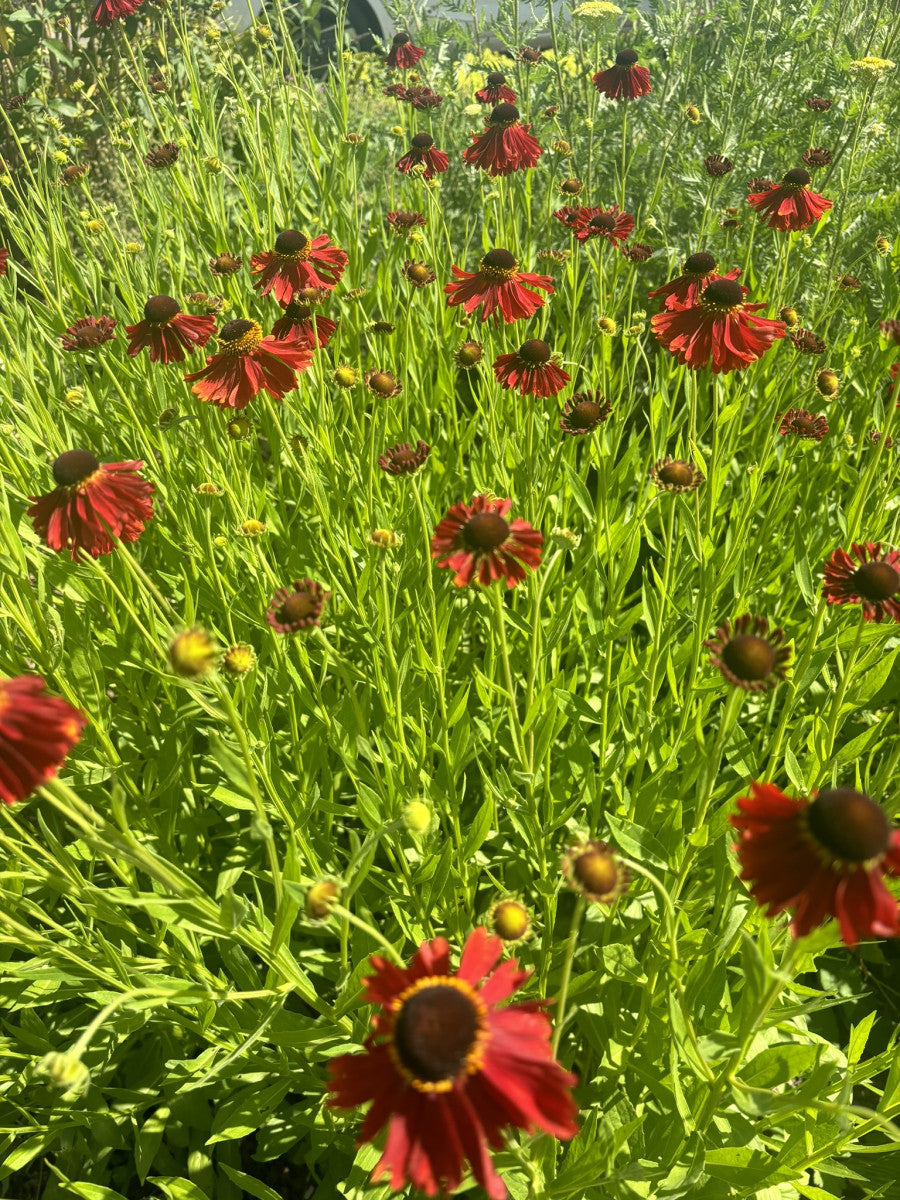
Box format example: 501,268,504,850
551,897,585,1057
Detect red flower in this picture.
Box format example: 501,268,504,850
271,290,338,347
731,783,900,947
747,168,832,232
444,249,553,324
822,542,900,623
327,926,577,1199
779,409,828,441
592,49,651,100
378,441,431,476
475,72,517,104
570,205,634,246
395,133,449,180
60,315,117,351
266,579,329,633
648,252,737,310
552,204,591,232
0,676,86,806
184,318,313,410
0,248,8,276
124,295,215,363
92,0,144,25
385,32,424,69
386,210,427,234
493,339,570,397
463,103,542,178
27,450,154,560
431,496,543,588
650,276,786,374
250,230,348,304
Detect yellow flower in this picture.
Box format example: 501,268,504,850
573,0,622,19
238,519,266,537
169,629,217,678
848,56,895,80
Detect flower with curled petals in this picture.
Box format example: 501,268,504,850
705,615,791,692
559,392,612,435
125,295,215,364
431,496,543,588
92,0,143,26
266,579,329,633
648,254,737,311
822,543,900,623
493,339,570,397
650,458,704,492
731,783,900,947
184,318,313,409
385,32,424,69
327,926,577,1200
444,249,553,324
650,276,785,374
592,49,651,100
250,230,347,303
0,676,86,805
463,104,542,177
475,72,517,104
378,441,430,476
396,133,449,181
747,168,832,232
271,291,338,347
60,315,116,351
571,204,634,247
779,409,828,441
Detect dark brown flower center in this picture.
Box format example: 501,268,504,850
851,560,899,601
213,254,240,271
658,461,694,487
793,415,815,434
490,102,519,124
393,984,480,1084
589,212,617,231
783,167,811,187
571,400,602,427
143,294,180,323
274,230,311,256
486,72,507,87
721,635,776,680
220,318,256,342
518,339,551,365
369,372,397,395
393,449,419,469
392,32,410,45
411,133,434,150
53,449,100,487
807,788,891,862
280,592,316,623
615,48,639,66
684,251,717,276
701,278,744,309
481,248,517,273
408,265,430,282
463,512,510,551
573,848,618,894
456,343,482,366
560,178,583,194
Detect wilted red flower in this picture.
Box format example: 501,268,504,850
28,450,154,560
476,71,517,104
251,230,348,303
266,579,329,633
431,495,543,588
704,154,734,177
378,440,431,475
396,133,449,180
463,103,542,177
648,253,736,310
403,260,437,288
650,276,786,373
747,168,832,231
59,163,88,186
571,205,635,246
650,458,704,492
822,543,900,623
559,392,612,435
731,783,900,947
518,46,544,65
384,82,408,99
592,49,651,100
805,97,832,111
779,408,828,440
3,94,26,110
802,146,833,168
705,615,791,691
880,319,900,345
622,242,654,262
790,328,826,354
386,210,426,234
124,295,215,363
327,926,577,1200
385,32,424,69
562,839,629,904
210,252,242,276
869,430,894,449
444,249,553,324
271,290,338,347
92,0,143,25
184,318,313,409
551,205,588,232
0,676,86,805
836,274,862,291
404,86,444,110
0,248,8,276
144,142,179,169
493,339,570,397
60,315,117,351
746,176,773,193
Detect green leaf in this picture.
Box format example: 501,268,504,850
65,1186,131,1200
218,1165,286,1200
740,1041,823,1088
148,1181,212,1200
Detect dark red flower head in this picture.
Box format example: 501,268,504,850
731,782,900,947
396,134,449,180
650,457,704,492
493,339,571,397
779,409,828,440
144,142,178,169
0,676,86,805
124,295,216,363
60,315,116,351
560,392,612,435
822,543,900,623
444,248,553,324
476,71,517,104
790,328,826,355
650,275,786,373
27,450,154,560
705,615,791,691
92,0,144,26
270,296,338,347
648,252,730,310
571,205,635,246
184,318,313,409
592,50,651,100
386,210,427,234
250,231,348,303
805,97,832,111
210,252,243,276
0,248,8,276
463,105,542,177
385,32,425,69
266,579,329,633
802,146,833,168
378,440,431,476
748,169,832,231
704,154,734,177
431,496,543,588
327,926,577,1199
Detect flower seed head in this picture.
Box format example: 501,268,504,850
490,102,520,123
274,230,311,256
701,278,743,309
782,167,811,187
807,788,891,862
517,338,551,365
815,369,839,397
143,294,181,323
615,48,639,65
462,512,510,551
852,560,899,601
721,635,776,681
52,449,100,486
684,251,717,275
